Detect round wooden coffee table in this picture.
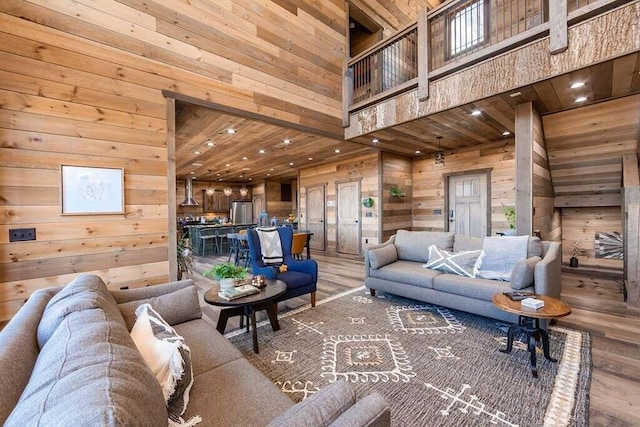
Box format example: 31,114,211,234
204,280,286,354
492,293,571,378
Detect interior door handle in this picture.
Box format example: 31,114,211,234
354,220,358,223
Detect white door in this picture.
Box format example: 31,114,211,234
252,195,263,224
448,174,488,237
337,181,360,254
306,185,325,251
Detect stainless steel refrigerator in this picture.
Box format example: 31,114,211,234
230,201,253,225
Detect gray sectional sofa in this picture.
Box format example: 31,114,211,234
364,230,562,323
0,274,390,426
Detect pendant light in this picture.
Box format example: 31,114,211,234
435,136,445,165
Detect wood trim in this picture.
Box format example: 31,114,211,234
515,102,533,236
428,23,550,80
567,0,631,24
549,0,568,54
162,91,343,140
348,78,418,112
167,97,178,282
623,186,640,306
377,151,384,238
623,153,640,187
554,194,622,208
417,8,429,101
348,23,417,66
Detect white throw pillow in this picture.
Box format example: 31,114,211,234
424,245,484,278
130,303,200,426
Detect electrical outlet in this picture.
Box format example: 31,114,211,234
9,228,36,242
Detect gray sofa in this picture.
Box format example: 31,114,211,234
0,274,390,426
364,230,562,323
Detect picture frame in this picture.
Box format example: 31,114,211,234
61,165,124,215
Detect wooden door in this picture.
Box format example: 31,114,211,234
448,174,488,237
306,185,325,251
337,181,360,254
252,195,263,224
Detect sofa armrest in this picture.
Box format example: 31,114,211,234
534,242,562,298
330,393,390,427
364,235,396,279
266,381,356,427
110,279,195,304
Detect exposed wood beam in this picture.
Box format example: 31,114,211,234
166,97,178,282
623,153,640,187
554,194,622,207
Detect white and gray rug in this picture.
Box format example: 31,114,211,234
228,287,591,427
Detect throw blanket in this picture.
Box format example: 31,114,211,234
476,235,529,281
256,227,283,265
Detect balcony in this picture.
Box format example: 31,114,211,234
345,0,633,117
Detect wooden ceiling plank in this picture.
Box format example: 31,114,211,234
590,60,614,101
612,53,638,98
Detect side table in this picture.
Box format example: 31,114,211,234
204,280,286,354
492,293,571,378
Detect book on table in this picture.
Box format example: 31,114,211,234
218,284,260,301
521,297,545,309
503,291,534,301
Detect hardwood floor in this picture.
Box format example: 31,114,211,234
192,251,640,427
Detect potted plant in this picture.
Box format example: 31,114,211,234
177,239,194,280
203,262,248,290
503,206,516,236
569,240,586,268
362,197,374,208
390,187,404,201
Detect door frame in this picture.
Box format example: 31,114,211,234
305,183,327,251
335,178,362,255
443,168,492,236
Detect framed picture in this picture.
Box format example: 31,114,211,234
61,165,124,215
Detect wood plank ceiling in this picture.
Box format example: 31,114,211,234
176,52,639,188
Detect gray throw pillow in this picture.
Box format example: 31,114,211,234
424,245,484,278
527,237,543,257
118,285,202,331
510,256,541,290
369,245,398,269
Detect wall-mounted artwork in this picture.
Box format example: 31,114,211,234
61,165,124,215
595,231,623,260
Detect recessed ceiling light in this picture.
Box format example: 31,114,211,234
372,138,379,143
283,139,291,144
308,157,313,161
502,131,511,136
242,156,248,160
269,168,274,171
471,110,482,116
205,140,215,147
415,150,421,154
267,173,271,176
574,96,587,103
242,167,250,171
289,162,294,166
509,92,522,98
218,178,222,181
248,178,252,181
216,173,221,176
192,162,202,166
226,129,236,134
258,149,266,154
193,151,201,155
225,163,230,167
190,171,195,174
239,175,243,178
334,149,341,153
570,82,585,89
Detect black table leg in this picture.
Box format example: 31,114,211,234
499,315,556,378
528,334,539,378
266,302,280,332
540,328,556,362
249,310,258,353
500,324,518,353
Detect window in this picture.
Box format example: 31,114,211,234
450,0,485,57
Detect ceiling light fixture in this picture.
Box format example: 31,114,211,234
193,151,201,155
574,96,587,103
334,149,341,153
190,171,195,174
259,149,266,154
372,138,379,143
225,163,230,167
435,136,445,165
283,139,291,144
308,157,313,161
471,110,482,116
502,131,511,136
239,185,249,197
223,187,233,196
415,150,421,154
192,162,202,166
509,92,522,98
289,162,294,166
205,140,215,147
570,82,585,89
206,185,215,196
242,156,248,160
226,129,236,134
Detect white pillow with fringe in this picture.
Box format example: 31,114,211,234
131,303,201,426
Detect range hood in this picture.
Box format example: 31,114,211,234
180,179,199,206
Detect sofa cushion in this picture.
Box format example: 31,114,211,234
6,307,167,426
119,285,202,330
267,381,356,427
277,270,313,289
37,274,124,349
369,245,398,269
185,358,294,425
477,236,529,281
369,260,442,288
510,256,541,290
111,279,194,304
130,304,197,425
172,319,243,377
425,246,484,278
394,230,454,262
528,236,543,257
433,274,517,301
453,234,484,252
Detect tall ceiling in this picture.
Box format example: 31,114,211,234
175,52,640,184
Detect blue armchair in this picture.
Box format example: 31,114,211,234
247,227,318,307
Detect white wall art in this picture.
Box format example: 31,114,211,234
61,165,124,215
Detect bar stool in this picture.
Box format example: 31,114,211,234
227,233,239,263
236,233,250,267
199,228,218,256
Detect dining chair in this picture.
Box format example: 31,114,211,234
227,233,239,263
291,233,307,260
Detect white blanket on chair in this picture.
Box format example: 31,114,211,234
256,227,283,265
476,235,529,281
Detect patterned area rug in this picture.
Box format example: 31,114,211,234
227,287,591,426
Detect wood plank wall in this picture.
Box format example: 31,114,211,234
413,140,516,233
176,180,251,219
381,153,412,240
0,0,346,321
299,153,380,251
531,107,560,241
265,180,297,221
349,0,441,37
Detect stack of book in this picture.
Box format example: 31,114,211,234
521,297,545,309
218,284,260,301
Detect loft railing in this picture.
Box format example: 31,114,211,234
348,24,418,108
344,0,628,118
